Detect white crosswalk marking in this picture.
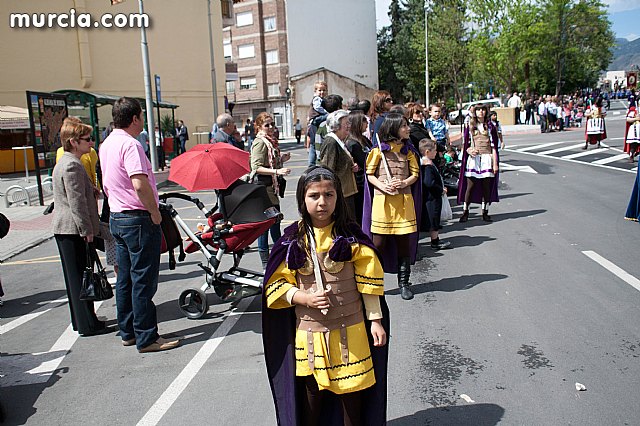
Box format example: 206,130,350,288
516,141,567,152
592,154,630,165
537,143,586,155
562,148,609,159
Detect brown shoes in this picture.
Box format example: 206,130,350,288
138,337,181,353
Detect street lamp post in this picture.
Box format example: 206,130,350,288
424,2,430,107
207,0,219,118
138,0,157,171
468,83,473,103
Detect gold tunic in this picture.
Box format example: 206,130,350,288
264,223,385,394
365,143,419,235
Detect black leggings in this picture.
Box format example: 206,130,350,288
298,375,362,426
372,233,411,259
464,177,492,207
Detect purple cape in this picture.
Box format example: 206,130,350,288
361,142,422,273
456,122,500,205
261,222,390,426
625,165,640,221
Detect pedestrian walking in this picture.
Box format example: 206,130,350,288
363,113,421,300
176,119,189,154
457,103,500,223
250,112,291,268
53,117,114,337
100,97,180,353
262,165,389,426
294,119,302,144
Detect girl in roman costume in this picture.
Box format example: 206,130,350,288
457,103,500,223
583,97,607,149
362,113,422,301
262,166,389,426
623,106,640,162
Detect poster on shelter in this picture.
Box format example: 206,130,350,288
26,92,67,170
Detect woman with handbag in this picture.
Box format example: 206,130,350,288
52,117,114,337
250,112,291,268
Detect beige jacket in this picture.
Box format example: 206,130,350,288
52,152,100,237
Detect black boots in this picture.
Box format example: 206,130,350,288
259,250,269,269
431,238,451,250
482,210,492,222
398,257,413,300
459,210,469,222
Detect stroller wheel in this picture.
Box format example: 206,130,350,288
178,288,209,319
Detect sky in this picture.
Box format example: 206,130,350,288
374,0,640,41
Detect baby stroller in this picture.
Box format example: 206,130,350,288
159,180,280,319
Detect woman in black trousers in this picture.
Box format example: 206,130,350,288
53,117,113,337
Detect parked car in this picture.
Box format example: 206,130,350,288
448,99,502,124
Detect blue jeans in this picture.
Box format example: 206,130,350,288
257,205,282,253
110,212,161,349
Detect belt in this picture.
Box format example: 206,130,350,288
118,209,150,216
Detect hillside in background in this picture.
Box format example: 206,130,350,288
610,38,640,70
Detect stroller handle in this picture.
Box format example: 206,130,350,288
159,192,215,216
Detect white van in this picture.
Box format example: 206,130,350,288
448,99,502,124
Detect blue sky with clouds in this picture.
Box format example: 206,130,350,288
375,0,640,41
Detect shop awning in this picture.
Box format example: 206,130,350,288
0,105,30,129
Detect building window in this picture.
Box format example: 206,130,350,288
238,44,255,59
236,11,253,27
221,0,233,19
223,41,232,60
226,81,235,94
265,50,278,65
240,77,257,90
268,83,280,97
264,16,276,32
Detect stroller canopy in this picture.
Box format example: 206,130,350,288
219,180,275,224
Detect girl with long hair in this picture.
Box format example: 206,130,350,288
457,104,500,222
262,166,389,426
363,113,421,300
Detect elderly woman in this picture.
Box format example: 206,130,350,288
319,109,359,219
53,117,113,337
251,112,291,268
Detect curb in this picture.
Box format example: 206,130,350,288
0,235,54,263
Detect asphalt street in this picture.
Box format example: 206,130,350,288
2,107,640,425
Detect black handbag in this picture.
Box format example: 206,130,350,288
79,243,114,301
277,175,287,198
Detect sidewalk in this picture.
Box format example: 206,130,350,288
0,168,170,262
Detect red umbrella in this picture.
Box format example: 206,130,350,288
168,143,250,191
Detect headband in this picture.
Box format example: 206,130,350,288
305,167,335,182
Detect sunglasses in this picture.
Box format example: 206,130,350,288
79,136,94,142
263,123,274,128
384,98,393,103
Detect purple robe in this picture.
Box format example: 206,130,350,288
361,141,422,274
456,122,500,205
261,222,389,426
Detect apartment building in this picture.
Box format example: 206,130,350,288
223,0,292,137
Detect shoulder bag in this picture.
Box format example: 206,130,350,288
79,243,114,301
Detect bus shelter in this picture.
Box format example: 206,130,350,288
53,90,179,144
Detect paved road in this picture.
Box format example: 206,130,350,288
2,123,640,425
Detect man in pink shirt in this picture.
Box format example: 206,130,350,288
100,97,179,353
